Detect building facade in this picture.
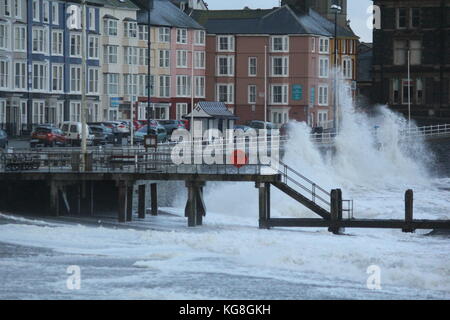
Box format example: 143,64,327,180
193,5,358,128
372,0,450,121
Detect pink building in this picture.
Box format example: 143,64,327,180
192,6,358,128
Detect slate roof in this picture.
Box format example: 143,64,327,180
196,102,238,120
135,0,204,29
191,5,357,38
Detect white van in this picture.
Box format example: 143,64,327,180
60,122,94,146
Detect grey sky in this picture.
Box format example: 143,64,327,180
205,0,373,42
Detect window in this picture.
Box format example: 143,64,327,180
104,74,119,95
159,75,170,98
319,57,329,78
14,0,22,18
176,50,188,68
416,78,423,104
342,40,346,54
317,111,328,127
194,51,205,69
0,60,9,89
159,50,170,68
104,45,118,64
248,85,257,104
271,57,289,76
138,48,149,66
32,62,48,91
349,40,353,54
43,1,49,23
0,100,5,124
14,25,26,52
88,68,99,94
51,30,63,55
33,101,45,124
217,36,234,52
32,0,40,21
195,76,205,98
70,33,81,57
88,36,99,59
70,65,81,93
124,21,137,38
195,30,205,45
319,38,329,53
124,47,138,65
124,74,138,96
51,64,63,92
271,85,288,104
137,74,151,97
177,29,187,44
104,19,117,36
217,56,234,76
248,57,257,76
176,103,188,120
392,79,400,104
394,40,421,65
410,8,420,28
159,27,170,43
32,27,48,53
4,0,11,17
138,25,148,41
69,102,81,122
402,79,414,105
216,84,234,104
318,85,328,106
14,61,26,90
52,2,58,25
0,24,9,49
311,38,316,52
89,8,95,31
397,8,407,29
342,58,352,79
271,36,289,52
176,75,191,97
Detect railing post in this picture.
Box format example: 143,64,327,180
403,189,414,233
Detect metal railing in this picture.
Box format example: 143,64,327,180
401,124,450,139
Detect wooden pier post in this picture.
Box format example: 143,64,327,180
403,189,414,233
126,184,133,222
117,183,127,223
185,181,206,227
256,182,270,229
138,184,146,219
196,186,206,226
150,183,158,216
328,189,343,235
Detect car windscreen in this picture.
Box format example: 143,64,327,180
35,127,52,134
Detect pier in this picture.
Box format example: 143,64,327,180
0,146,449,233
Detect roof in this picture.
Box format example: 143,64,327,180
191,5,358,38
136,0,204,29
190,102,238,120
103,14,119,20
101,0,139,9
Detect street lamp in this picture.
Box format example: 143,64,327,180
331,2,341,133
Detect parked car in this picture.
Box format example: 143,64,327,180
60,122,94,146
89,125,115,146
133,125,168,145
180,119,190,130
246,120,277,135
0,129,8,149
234,125,253,133
103,121,130,135
158,120,185,136
30,126,66,148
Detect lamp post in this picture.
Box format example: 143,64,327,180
331,3,341,133
81,0,87,171
146,1,153,137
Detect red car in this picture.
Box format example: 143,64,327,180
30,126,66,148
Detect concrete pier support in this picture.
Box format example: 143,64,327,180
256,182,270,229
138,184,146,219
185,181,206,227
150,183,158,216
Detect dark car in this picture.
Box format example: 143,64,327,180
30,126,66,148
89,125,115,146
158,120,185,135
134,125,168,145
246,120,277,136
0,130,8,149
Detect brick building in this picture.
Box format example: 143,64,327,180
372,0,450,121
